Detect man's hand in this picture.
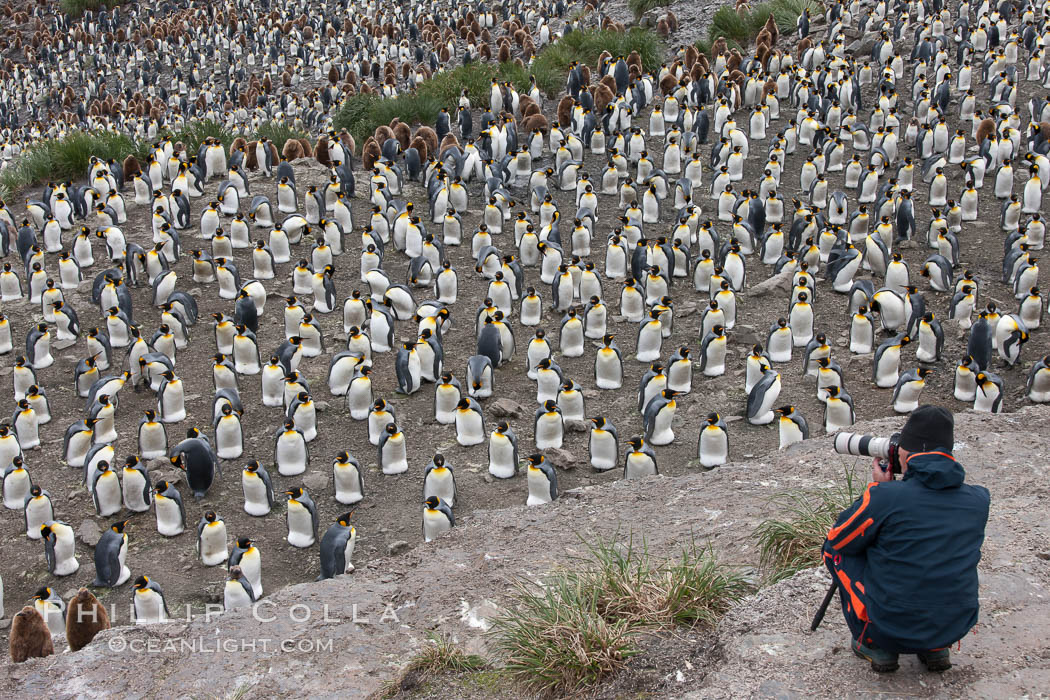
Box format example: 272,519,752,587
872,457,893,483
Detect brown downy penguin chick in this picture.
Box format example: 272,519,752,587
315,135,332,166
409,135,429,160
296,138,313,158
362,138,381,171
392,120,411,149
282,139,305,161
10,607,54,663
122,154,141,178
557,95,574,127
975,117,995,144
439,133,460,152
66,588,111,652
415,125,438,156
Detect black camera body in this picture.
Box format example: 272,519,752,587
833,432,903,474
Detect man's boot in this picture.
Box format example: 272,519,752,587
852,637,899,672
917,648,952,672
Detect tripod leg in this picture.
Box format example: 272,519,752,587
810,580,839,631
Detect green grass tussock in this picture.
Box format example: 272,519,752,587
493,534,749,695
334,28,662,144
628,0,673,22
60,0,125,18
377,633,488,699
754,469,860,583
253,121,310,152
0,130,150,198
696,0,823,57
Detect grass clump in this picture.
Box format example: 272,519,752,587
377,633,488,699
253,121,309,152
628,0,673,21
754,469,859,583
171,119,234,155
532,27,662,95
60,0,124,16
0,129,150,197
333,27,662,144
696,0,823,57
493,534,749,695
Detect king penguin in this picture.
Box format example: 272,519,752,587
241,460,275,516
132,576,169,624
229,538,263,596
318,512,357,579
333,451,365,504
892,368,932,414
423,454,457,507
623,436,659,479
153,481,185,537
423,495,455,541
775,405,809,449
274,420,309,476
196,511,229,566
92,520,131,587
488,422,520,479
378,423,409,474
170,436,216,499
747,369,782,424
526,454,559,505
589,416,619,472
454,398,486,446
224,566,256,611
23,485,54,539
697,413,729,468
285,487,319,548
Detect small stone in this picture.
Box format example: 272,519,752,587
747,269,793,297
483,474,495,484
0,366,13,376
303,471,329,491
582,388,599,399
732,324,760,346
677,301,699,317
314,401,330,412
565,419,589,433
724,415,743,423
0,618,10,630
543,447,577,470
898,240,921,249
490,398,526,418
387,540,410,556
78,519,102,547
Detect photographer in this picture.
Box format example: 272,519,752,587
823,405,990,673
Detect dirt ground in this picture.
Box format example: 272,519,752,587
2,410,1046,698
1,0,1048,693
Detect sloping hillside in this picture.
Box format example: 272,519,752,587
3,408,1047,698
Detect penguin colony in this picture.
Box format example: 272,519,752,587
3,0,1050,655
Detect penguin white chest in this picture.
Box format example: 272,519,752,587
199,523,229,566
624,453,657,479
286,502,316,548
423,509,452,541
527,469,555,506
135,590,167,623
155,498,185,536
424,468,456,507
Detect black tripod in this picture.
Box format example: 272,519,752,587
810,580,839,631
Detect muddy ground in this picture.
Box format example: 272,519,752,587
0,0,1047,680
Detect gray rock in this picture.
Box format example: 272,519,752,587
78,519,102,547
314,401,331,412
565,419,590,433
733,324,760,346
490,398,526,418
748,270,793,297
387,540,410,556
543,447,578,470
302,471,329,492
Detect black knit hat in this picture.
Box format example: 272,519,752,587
899,405,955,453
